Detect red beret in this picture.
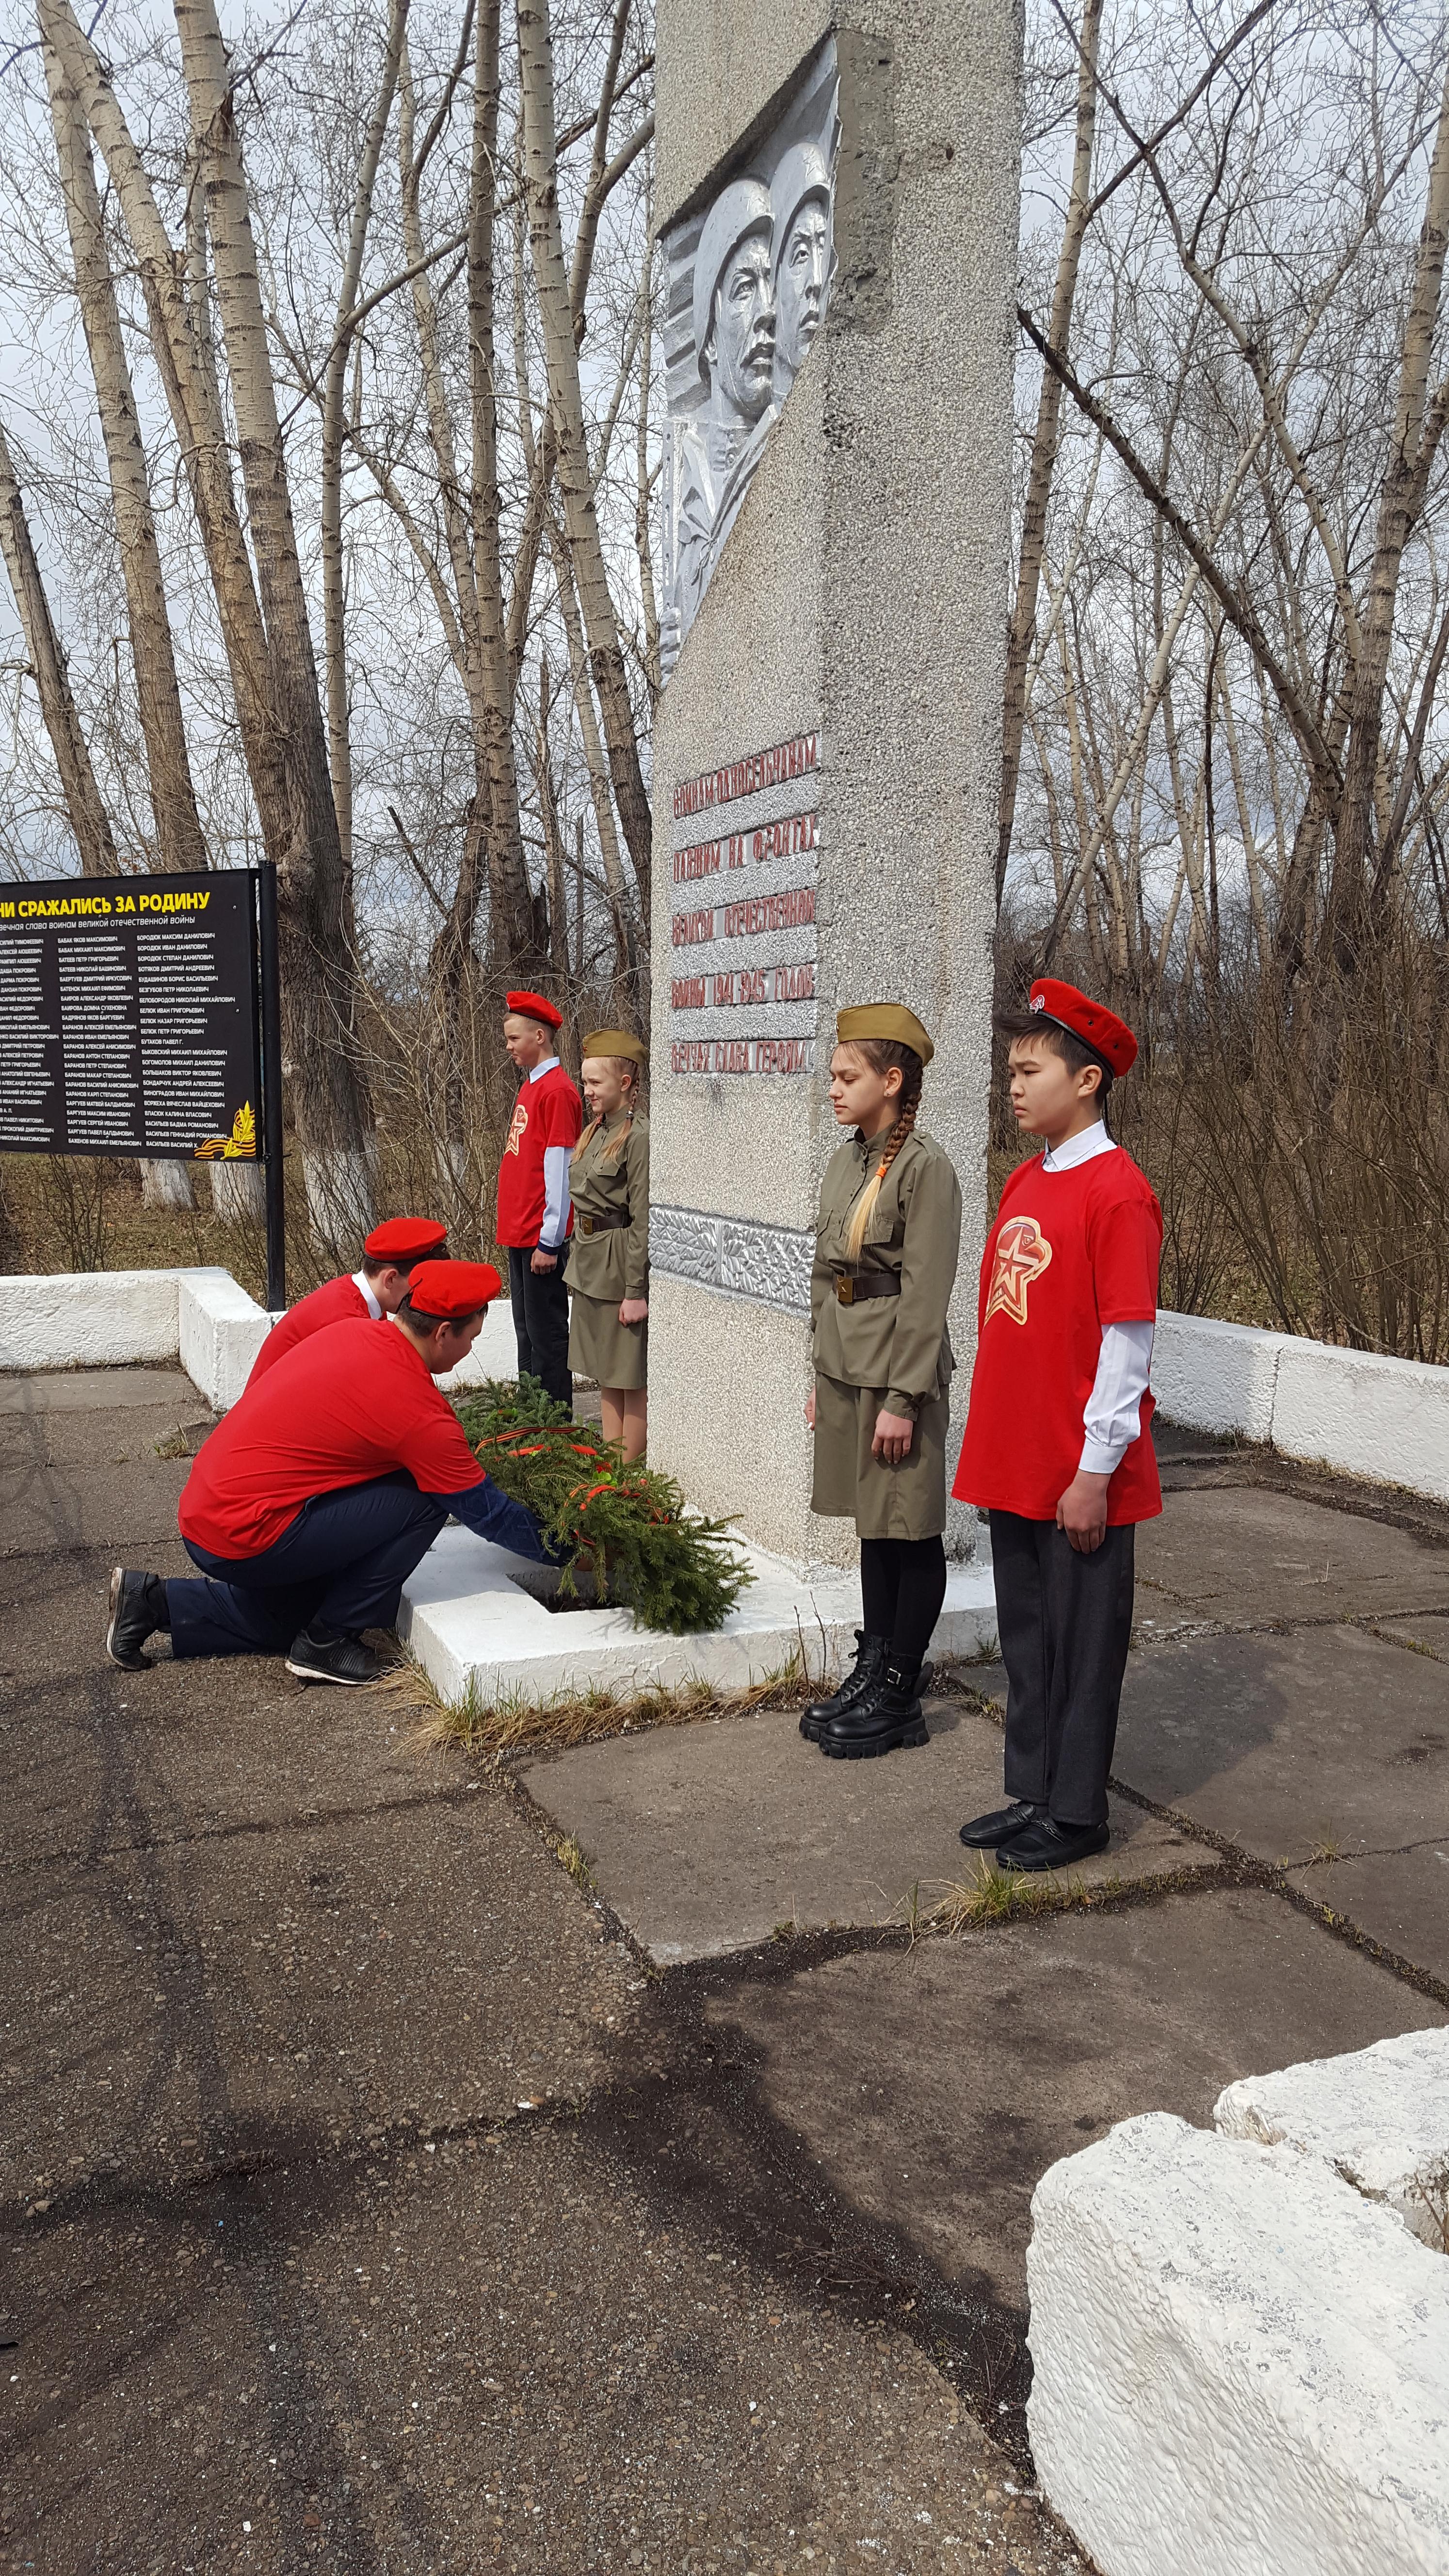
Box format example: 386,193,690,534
403,1258,502,1320
1028,978,1138,1076
364,1217,448,1261
505,988,563,1031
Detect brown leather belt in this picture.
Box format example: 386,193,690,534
834,1269,901,1305
577,1209,628,1236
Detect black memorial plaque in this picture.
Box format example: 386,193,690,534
0,870,262,1163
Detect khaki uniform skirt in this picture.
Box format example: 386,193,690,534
811,1374,949,1541
568,1287,647,1390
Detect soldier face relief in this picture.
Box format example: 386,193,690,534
706,228,776,429
776,196,829,384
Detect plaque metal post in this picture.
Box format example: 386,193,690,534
256,861,286,1313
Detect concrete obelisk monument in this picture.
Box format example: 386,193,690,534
648,0,1023,1565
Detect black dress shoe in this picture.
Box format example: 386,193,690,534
997,1816,1111,1873
801,1630,888,1744
821,1658,929,1759
284,1626,383,1686
106,1566,169,1669
958,1799,1046,1849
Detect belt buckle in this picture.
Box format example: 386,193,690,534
836,1273,853,1306
581,1216,595,1236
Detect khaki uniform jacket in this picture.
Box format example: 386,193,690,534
564,1111,650,1303
810,1125,962,1417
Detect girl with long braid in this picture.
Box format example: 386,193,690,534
564,1031,650,1461
801,1004,963,1758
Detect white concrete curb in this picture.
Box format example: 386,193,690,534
399,1526,998,1708
1215,2027,1449,2252
1027,2107,1449,2576
1156,1308,1449,1502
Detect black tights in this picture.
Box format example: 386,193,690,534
859,1535,948,1671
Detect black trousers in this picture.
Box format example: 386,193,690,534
990,1511,1135,1829
167,1472,447,1658
508,1246,572,1406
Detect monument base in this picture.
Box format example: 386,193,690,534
400,1523,998,1712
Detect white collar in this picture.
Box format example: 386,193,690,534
1041,1120,1117,1175
528,1055,560,1083
352,1268,383,1320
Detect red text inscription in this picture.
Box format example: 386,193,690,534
672,832,747,883
670,1039,813,1075
722,886,816,937
672,908,716,946
672,733,819,821
752,809,818,862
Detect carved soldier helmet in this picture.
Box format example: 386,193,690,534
771,141,830,284
692,175,774,378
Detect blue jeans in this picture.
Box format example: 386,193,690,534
167,1472,447,1658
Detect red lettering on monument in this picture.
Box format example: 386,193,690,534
773,963,816,1002
751,809,818,863
720,887,817,939
671,975,707,1009
673,837,725,882
672,907,715,946
672,732,820,821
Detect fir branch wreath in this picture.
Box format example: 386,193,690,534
453,1377,754,1636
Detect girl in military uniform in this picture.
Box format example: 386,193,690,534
565,1031,650,1460
802,1004,963,1757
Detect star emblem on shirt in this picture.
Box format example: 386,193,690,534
985,1213,1053,1327
504,1098,528,1158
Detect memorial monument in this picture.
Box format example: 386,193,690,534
648,0,1023,1564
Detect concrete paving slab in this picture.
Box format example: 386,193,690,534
707,1887,1448,2307
2,2123,1087,2576
1288,1840,1449,1986
1113,1624,1449,1864
1381,1611,1449,1660
1135,1484,1449,1629
0,1362,199,1411
3,1797,633,2206
521,1701,1221,1964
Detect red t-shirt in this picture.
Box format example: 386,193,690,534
180,1318,484,1559
494,1063,582,1248
953,1145,1163,1524
247,1273,372,1385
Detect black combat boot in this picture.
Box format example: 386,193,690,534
800,1630,888,1745
106,1567,170,1669
821,1656,929,1759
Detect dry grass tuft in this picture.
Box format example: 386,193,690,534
405,1644,813,1762
925,1856,1113,1931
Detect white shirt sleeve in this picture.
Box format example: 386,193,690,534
540,1144,572,1251
1079,1318,1155,1475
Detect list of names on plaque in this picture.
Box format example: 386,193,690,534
667,731,819,1076
0,872,260,1160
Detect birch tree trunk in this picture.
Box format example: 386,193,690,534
518,0,651,885
0,419,117,875
172,0,376,1249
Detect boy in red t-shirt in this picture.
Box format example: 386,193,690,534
247,1217,447,1385
952,980,1162,1871
494,990,583,1406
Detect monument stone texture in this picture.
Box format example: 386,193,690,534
648,0,1023,1565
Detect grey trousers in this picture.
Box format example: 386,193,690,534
990,1511,1136,1828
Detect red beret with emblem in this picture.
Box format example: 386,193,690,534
1028,978,1138,1076
505,988,564,1031
364,1217,448,1261
403,1257,502,1320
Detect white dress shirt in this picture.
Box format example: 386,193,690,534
529,1054,573,1252
350,1269,383,1320
1039,1120,1155,1476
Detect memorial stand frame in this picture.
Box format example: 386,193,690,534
0,860,285,1312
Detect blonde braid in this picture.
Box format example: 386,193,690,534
843,1099,918,1261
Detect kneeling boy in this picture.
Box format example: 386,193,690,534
952,980,1162,1870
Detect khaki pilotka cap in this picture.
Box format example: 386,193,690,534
835,1004,934,1064
580,1028,647,1063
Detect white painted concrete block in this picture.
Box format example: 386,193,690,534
1027,2111,1449,2576
1215,2027,1449,2252
177,1271,272,1414
400,1526,998,1708
0,1268,183,1371
1152,1310,1285,1442
1270,1337,1449,1504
